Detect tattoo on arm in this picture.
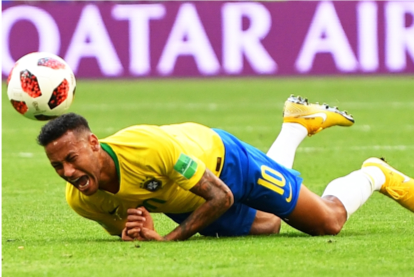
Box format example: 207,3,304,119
164,169,234,241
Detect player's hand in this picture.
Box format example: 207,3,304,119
123,227,164,241
139,228,164,241
123,207,155,241
121,227,135,241
126,207,154,230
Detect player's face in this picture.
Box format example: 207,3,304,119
45,130,101,196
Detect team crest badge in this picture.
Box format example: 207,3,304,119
142,178,162,192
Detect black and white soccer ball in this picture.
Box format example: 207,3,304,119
7,52,76,121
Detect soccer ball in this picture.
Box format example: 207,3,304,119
7,52,76,121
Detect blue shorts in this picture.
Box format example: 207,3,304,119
166,128,303,237
214,128,303,218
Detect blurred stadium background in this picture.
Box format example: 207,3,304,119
2,1,414,277
3,1,414,78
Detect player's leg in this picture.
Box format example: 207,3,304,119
284,168,376,235
267,95,354,169
286,157,414,236
260,95,355,234
249,210,281,235
362,158,414,212
284,185,347,236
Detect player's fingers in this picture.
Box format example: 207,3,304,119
126,227,141,236
127,208,143,215
128,229,148,241
133,232,148,241
126,215,146,222
121,228,134,241
140,228,150,237
137,206,149,214
140,228,163,241
125,221,144,229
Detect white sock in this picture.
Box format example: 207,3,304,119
266,123,308,169
360,166,386,191
322,170,375,218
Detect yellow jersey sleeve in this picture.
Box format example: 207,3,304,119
153,134,206,191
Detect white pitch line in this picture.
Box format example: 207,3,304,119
3,152,43,158
18,152,34,158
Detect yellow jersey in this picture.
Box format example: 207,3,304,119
66,123,225,235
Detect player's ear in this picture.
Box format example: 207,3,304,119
89,133,100,151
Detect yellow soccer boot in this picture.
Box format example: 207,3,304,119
362,157,414,212
283,95,354,136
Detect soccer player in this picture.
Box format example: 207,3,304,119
37,96,414,241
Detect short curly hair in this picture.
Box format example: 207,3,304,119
37,113,91,146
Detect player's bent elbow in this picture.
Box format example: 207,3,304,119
222,188,234,211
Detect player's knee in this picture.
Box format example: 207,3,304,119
265,215,281,235
312,215,343,236
249,212,281,235
321,220,342,235
315,197,347,236
272,217,282,234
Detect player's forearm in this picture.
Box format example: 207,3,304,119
163,170,234,241
163,196,232,241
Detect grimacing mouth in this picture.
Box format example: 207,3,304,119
68,175,90,189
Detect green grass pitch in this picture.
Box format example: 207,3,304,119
2,77,414,276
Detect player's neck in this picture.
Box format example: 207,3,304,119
98,148,120,194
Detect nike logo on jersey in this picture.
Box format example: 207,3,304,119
299,112,327,123
109,206,119,215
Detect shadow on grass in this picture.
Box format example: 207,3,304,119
4,234,306,246
3,228,375,247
